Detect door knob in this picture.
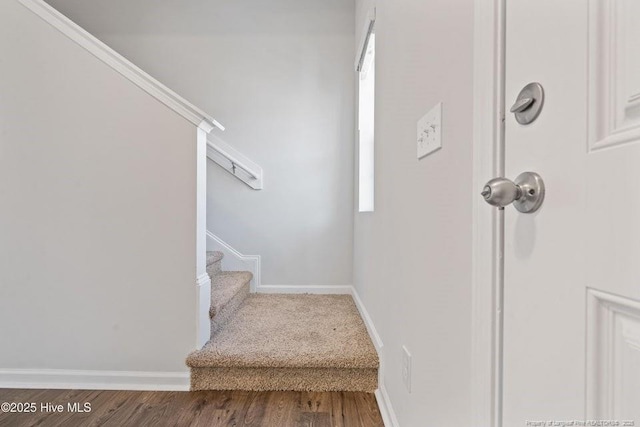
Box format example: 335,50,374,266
481,172,545,213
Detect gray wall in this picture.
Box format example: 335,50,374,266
46,0,356,288
353,0,474,425
0,0,198,373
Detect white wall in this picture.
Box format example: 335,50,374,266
0,0,199,376
45,0,356,288
354,0,474,425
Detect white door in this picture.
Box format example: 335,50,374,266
502,0,640,425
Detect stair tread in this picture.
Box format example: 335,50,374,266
188,294,379,370
206,251,224,266
210,271,252,317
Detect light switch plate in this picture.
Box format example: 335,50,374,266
417,102,442,159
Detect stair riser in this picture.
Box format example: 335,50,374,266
210,282,250,335
190,367,378,392
206,259,222,278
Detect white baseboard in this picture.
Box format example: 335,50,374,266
375,384,401,427
350,286,384,350
350,286,399,427
206,231,260,292
256,284,353,294
0,369,189,391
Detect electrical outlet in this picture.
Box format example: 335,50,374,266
417,102,442,159
401,345,412,393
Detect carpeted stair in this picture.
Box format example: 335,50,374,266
187,252,379,392
206,251,253,335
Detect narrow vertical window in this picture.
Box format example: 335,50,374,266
358,31,375,212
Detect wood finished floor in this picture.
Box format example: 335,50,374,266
0,389,384,427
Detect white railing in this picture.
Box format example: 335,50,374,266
18,0,263,190
208,144,257,179
206,135,263,190
17,0,224,132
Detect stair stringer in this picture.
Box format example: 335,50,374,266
206,231,260,292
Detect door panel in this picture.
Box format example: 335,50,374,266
587,290,640,421
584,0,640,422
504,0,640,423
588,0,640,152
587,0,640,301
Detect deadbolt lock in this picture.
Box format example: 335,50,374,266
481,172,545,213
510,82,544,125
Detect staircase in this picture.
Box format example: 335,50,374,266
187,252,379,392
11,0,377,396
206,251,253,336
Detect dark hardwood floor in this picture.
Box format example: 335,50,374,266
0,389,384,427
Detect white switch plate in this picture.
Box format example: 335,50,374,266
401,345,412,393
417,102,442,159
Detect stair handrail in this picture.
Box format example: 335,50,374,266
207,141,258,180
206,135,263,190
19,0,264,189
17,0,224,132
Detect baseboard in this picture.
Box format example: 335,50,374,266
0,369,189,391
350,286,399,427
350,287,384,350
375,384,401,427
206,231,260,292
256,285,353,294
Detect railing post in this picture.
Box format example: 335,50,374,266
195,120,215,348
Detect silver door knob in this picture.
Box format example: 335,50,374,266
481,172,545,213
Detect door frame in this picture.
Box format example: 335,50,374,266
471,0,506,426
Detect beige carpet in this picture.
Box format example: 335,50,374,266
187,294,379,392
